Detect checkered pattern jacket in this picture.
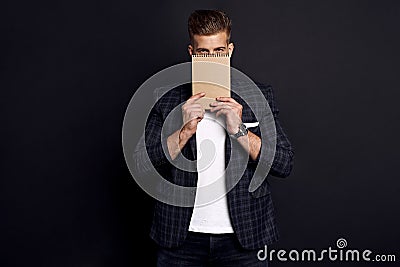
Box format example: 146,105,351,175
133,81,294,249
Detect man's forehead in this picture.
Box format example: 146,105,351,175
193,32,228,47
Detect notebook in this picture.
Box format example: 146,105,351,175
192,54,231,110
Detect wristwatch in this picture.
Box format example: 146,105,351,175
230,123,248,139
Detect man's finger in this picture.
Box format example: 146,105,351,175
215,96,239,104
188,104,204,110
209,101,236,107
187,92,206,102
215,109,229,118
185,115,204,124
210,105,232,113
189,109,204,117
187,107,204,113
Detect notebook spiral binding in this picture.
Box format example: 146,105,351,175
192,53,230,58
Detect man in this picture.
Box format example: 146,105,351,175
135,10,294,266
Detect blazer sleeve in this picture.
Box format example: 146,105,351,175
248,84,294,178
132,89,175,178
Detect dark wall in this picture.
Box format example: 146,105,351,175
2,1,399,266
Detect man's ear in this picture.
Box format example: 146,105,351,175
188,44,193,56
228,42,234,56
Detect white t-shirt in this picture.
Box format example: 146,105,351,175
188,111,234,233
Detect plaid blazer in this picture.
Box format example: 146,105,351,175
133,81,294,250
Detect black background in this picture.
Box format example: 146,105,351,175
1,0,400,266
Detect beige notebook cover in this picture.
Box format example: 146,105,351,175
192,54,231,110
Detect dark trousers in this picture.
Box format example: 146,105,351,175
156,232,268,266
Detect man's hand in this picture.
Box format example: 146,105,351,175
210,96,243,135
166,92,206,161
181,92,206,138
210,96,261,161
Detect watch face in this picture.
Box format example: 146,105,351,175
240,123,248,134
233,123,248,138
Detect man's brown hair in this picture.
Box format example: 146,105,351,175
188,10,232,43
